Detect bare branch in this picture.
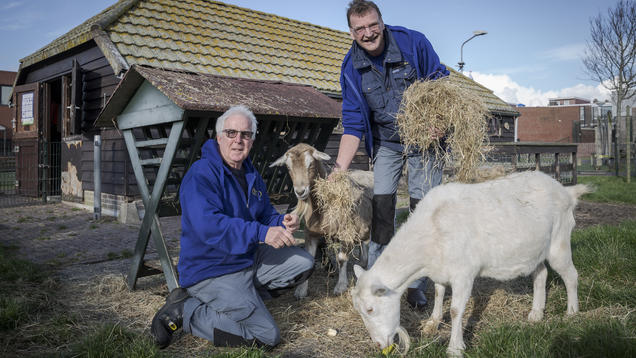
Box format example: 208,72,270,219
583,0,636,103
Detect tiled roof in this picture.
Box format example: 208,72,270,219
106,0,350,94
20,0,517,116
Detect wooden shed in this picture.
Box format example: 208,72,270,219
95,64,339,290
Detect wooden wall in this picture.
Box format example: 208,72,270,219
19,42,135,199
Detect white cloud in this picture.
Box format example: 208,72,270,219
540,43,586,62
471,72,610,107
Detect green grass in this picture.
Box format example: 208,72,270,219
467,317,635,358
569,221,636,309
402,317,635,358
63,323,271,358
65,323,162,358
0,245,48,331
578,175,636,205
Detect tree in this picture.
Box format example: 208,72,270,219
583,0,636,182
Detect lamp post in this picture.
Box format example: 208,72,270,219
458,30,487,73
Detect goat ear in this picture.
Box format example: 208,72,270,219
269,153,288,167
353,264,366,279
371,282,390,297
312,150,331,162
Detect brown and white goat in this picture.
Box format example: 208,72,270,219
270,143,373,298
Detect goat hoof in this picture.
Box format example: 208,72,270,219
446,347,464,358
422,320,439,335
446,342,465,358
527,310,544,322
333,284,348,296
294,287,308,300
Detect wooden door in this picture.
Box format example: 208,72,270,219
13,82,41,196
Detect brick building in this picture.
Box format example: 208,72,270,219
517,105,585,143
516,97,611,143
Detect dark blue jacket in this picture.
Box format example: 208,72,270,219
340,25,449,158
177,139,284,288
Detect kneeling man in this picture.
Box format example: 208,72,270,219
151,105,314,348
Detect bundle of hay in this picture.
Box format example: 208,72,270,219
397,76,491,182
312,170,370,252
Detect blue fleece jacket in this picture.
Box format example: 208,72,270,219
340,24,449,158
177,139,285,288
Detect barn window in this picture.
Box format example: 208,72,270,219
61,60,82,137
579,106,585,127
0,85,11,105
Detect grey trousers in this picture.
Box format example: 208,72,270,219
371,145,442,290
182,244,314,347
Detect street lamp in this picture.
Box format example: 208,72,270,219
458,30,487,73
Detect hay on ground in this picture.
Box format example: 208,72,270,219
397,77,491,183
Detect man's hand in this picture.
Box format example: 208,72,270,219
282,213,299,232
327,162,345,181
429,127,446,141
264,226,296,249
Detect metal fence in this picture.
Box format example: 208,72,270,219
0,140,61,208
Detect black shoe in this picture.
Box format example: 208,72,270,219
406,287,428,311
151,287,189,349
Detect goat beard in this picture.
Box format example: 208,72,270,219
291,199,308,219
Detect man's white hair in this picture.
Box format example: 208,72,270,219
215,105,258,139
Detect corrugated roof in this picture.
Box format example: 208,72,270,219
95,65,341,127
20,0,517,116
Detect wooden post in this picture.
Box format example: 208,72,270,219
94,135,102,220
572,151,578,184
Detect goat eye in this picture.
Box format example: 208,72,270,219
366,307,373,314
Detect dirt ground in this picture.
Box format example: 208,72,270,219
570,200,636,229
0,199,634,357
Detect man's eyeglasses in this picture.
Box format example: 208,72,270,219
351,22,382,36
222,129,254,140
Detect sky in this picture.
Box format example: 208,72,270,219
0,0,622,106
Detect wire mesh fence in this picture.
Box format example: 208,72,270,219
0,140,61,208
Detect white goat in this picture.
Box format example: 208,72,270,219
351,170,590,357
270,143,373,298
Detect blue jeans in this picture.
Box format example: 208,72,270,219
369,145,443,289
373,145,443,198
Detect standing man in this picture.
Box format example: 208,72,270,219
151,105,314,349
333,0,449,310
